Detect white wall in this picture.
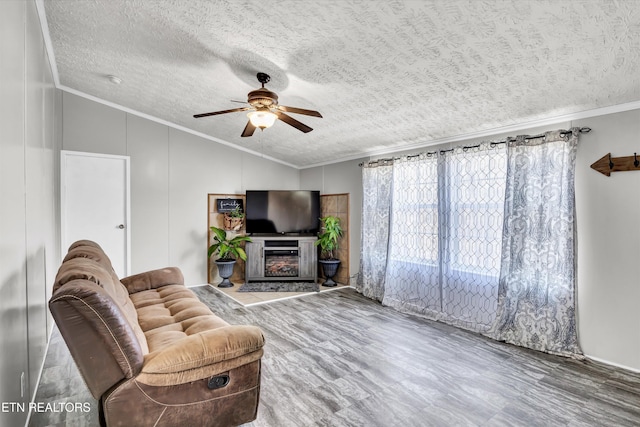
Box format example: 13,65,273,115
127,115,170,273
0,1,61,425
574,110,640,371
303,112,640,372
301,159,364,282
61,92,301,284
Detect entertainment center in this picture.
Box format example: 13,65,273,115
243,190,320,282
207,191,350,287
245,236,318,282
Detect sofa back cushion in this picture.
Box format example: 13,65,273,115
54,257,150,355
50,241,149,398
63,244,121,284
50,279,146,399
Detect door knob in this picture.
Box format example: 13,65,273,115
118,224,125,229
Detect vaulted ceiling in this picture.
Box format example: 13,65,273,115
42,0,640,168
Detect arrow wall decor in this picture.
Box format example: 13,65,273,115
591,153,640,176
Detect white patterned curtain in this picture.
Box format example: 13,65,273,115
489,129,582,357
356,162,393,301
439,144,507,331
382,145,507,332
383,154,441,316
358,128,583,356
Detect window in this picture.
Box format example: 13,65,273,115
383,143,507,328
389,155,439,265
441,148,506,277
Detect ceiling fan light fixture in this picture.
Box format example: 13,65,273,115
194,72,321,137
248,109,277,129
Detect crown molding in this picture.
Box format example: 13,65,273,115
35,0,60,87
58,86,299,169
300,99,640,169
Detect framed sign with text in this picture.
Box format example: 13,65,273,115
216,198,243,213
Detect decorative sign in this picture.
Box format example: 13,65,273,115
591,152,640,177
216,198,243,213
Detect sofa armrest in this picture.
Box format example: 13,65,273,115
120,267,184,294
138,325,265,386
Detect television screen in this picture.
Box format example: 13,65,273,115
246,190,320,235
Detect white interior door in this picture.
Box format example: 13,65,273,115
61,150,131,277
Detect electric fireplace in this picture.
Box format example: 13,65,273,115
264,249,299,277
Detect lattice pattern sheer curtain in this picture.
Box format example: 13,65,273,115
381,144,507,333
358,129,582,356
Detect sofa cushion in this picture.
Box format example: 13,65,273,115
63,244,121,284
53,257,114,294
138,325,264,386
130,286,229,353
68,239,103,251
120,267,184,294
143,325,265,372
129,286,265,386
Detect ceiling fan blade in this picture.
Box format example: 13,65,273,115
241,120,257,137
277,105,323,118
275,111,313,133
193,107,250,118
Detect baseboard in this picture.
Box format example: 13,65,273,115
185,283,209,288
584,353,640,374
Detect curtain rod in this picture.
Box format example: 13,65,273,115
359,127,591,167
489,126,591,146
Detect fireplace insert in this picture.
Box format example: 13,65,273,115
264,249,299,277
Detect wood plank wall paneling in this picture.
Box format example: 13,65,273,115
320,193,350,285
207,194,247,285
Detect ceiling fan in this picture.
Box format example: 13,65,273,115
193,72,322,137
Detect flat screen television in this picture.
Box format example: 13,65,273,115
245,190,320,235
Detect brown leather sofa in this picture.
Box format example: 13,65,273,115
49,240,265,427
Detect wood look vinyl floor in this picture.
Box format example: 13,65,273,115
31,286,640,427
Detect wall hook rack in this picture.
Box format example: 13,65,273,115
591,152,640,177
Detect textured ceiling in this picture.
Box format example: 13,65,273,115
43,0,640,168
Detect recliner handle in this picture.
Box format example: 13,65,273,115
207,374,230,390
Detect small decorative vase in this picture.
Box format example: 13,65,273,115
319,259,340,287
215,259,236,288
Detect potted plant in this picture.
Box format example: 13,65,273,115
223,205,244,231
315,215,343,287
208,226,251,287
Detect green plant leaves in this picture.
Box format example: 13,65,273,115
210,226,227,243
315,215,343,259
208,226,251,261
